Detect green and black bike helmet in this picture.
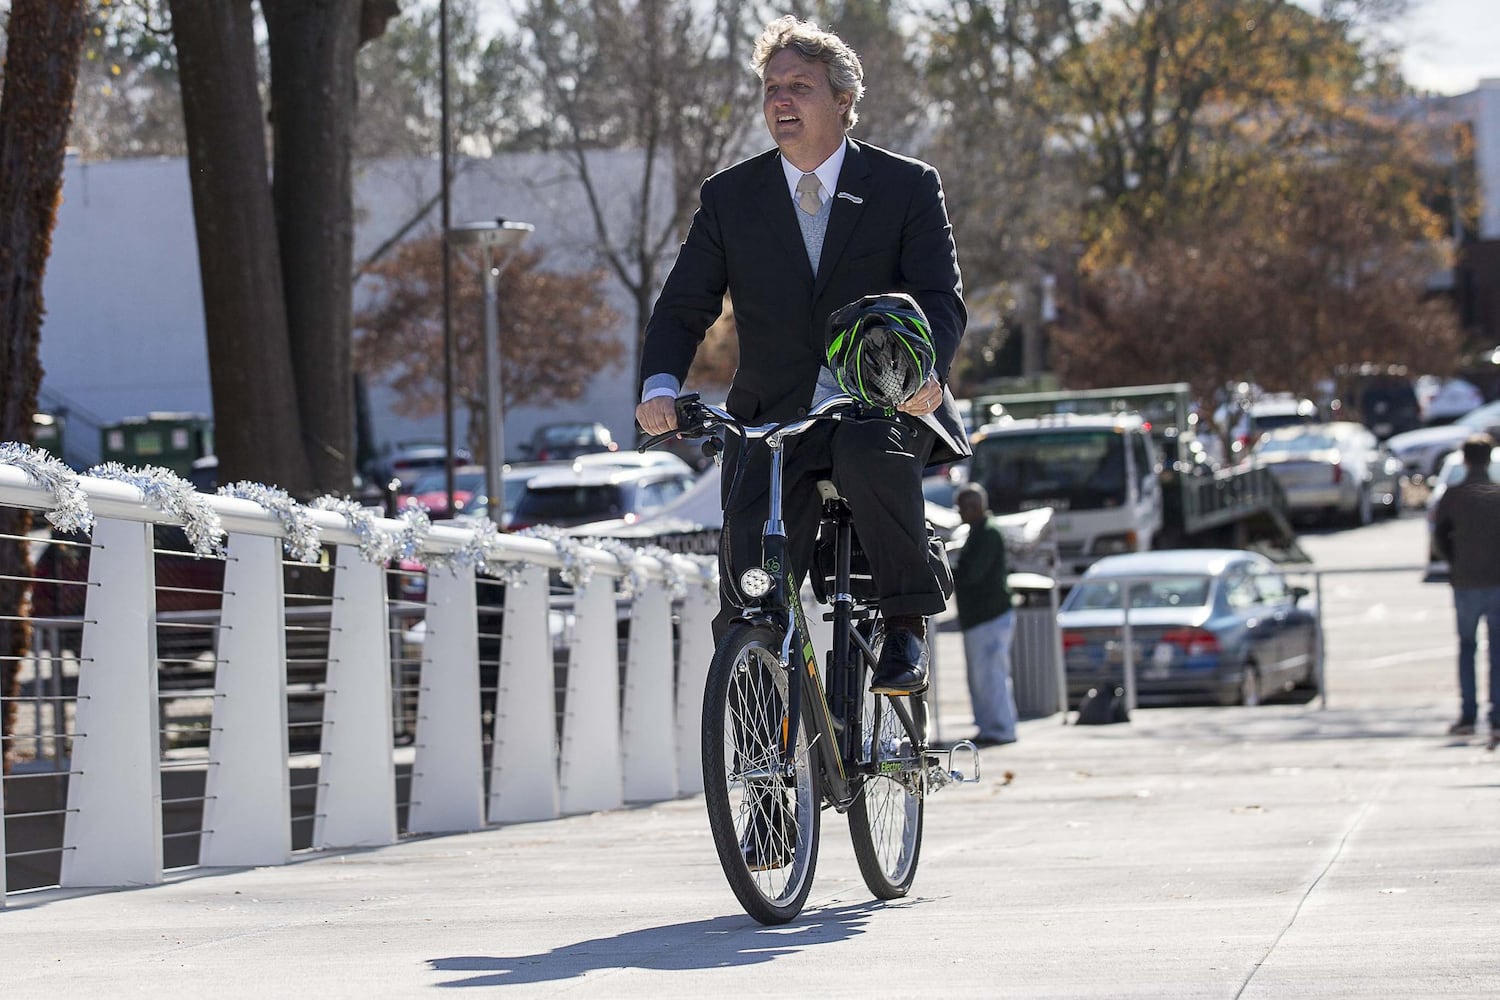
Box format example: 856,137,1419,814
825,292,937,409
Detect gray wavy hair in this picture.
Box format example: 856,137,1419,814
751,15,865,131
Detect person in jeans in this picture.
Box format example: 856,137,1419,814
954,483,1018,746
1433,434,1500,750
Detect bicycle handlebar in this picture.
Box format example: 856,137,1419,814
637,392,859,454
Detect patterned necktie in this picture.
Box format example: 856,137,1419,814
796,172,822,215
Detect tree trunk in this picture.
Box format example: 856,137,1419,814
0,0,88,774
263,0,363,496
168,0,314,495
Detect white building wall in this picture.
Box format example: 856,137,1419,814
39,150,676,466
41,157,214,447
1477,79,1500,240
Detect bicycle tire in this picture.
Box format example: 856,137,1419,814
847,689,924,899
701,622,821,924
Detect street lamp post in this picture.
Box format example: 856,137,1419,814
445,219,534,524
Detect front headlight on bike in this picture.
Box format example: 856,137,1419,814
740,567,773,598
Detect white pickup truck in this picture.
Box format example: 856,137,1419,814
966,412,1163,579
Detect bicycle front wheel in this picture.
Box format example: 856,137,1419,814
701,622,821,925
848,689,924,899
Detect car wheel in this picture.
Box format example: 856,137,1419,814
1239,664,1261,707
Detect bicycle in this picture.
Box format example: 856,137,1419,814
642,391,980,925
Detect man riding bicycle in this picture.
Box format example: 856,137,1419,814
635,14,969,696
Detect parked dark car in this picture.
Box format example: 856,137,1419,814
1058,549,1319,707
516,422,618,463
1328,364,1421,440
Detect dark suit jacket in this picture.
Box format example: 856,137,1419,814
640,138,970,466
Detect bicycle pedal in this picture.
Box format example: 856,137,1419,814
925,740,981,788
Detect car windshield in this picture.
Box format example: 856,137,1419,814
969,430,1127,513
1069,575,1212,610
1254,431,1339,455
513,484,624,520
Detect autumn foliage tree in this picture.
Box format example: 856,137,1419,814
1052,154,1462,417
353,236,623,460
962,0,1462,415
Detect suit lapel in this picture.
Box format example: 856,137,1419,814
758,153,815,283
813,138,873,301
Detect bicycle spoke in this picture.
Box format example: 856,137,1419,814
706,633,818,917
848,690,924,898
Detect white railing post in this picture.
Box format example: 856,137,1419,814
200,532,291,867
558,574,623,813
314,546,397,848
674,587,715,795
408,566,484,833
622,578,676,802
61,517,163,887
489,564,559,823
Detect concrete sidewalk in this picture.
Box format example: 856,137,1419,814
6,618,1498,999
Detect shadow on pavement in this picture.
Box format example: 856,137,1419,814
1100,704,1460,746
427,900,887,987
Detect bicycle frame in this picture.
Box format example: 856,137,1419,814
724,405,925,813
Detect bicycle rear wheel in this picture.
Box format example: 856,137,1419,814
702,622,821,925
848,688,924,899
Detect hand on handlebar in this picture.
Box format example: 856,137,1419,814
636,396,679,436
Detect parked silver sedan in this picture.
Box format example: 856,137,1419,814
1248,421,1403,526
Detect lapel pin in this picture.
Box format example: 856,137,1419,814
836,192,864,204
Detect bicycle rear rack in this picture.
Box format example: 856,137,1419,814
925,739,982,790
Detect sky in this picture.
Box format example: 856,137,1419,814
1383,0,1500,95
467,0,1496,95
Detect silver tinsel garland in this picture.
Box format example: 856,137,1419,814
515,524,594,587
585,535,648,598
87,461,225,557
310,495,399,563
0,442,95,534
0,443,715,598
219,481,322,563
423,514,534,584
393,504,432,561
638,544,690,600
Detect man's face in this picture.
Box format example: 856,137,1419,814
762,48,850,171
957,492,985,525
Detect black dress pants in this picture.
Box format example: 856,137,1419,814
713,412,944,641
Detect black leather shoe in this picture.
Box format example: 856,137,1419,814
871,626,929,695
740,790,795,871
